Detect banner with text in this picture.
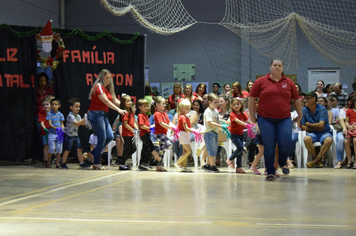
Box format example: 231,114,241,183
53,31,145,151
0,26,37,161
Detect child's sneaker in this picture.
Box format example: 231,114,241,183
138,165,148,171
281,166,290,175
60,163,68,169
266,174,275,181
181,166,193,172
119,164,131,170
141,163,152,169
209,165,220,173
79,162,91,168
202,164,211,171
174,163,183,171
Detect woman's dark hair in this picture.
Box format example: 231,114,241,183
37,72,49,85
315,80,325,92
192,99,204,114
195,83,207,95
119,94,133,122
144,82,152,96
295,83,302,96
317,96,328,107
245,80,254,92
325,84,333,90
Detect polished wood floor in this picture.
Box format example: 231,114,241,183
0,163,355,236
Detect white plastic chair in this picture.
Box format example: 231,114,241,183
107,140,116,166
302,128,336,167
295,131,305,168
132,139,143,167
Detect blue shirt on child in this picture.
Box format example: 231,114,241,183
46,110,65,134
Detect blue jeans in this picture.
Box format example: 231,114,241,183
204,131,218,157
87,111,114,164
257,116,292,175
288,133,299,158
229,134,244,168
336,132,345,162
65,135,82,151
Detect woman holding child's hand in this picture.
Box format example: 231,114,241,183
87,69,127,170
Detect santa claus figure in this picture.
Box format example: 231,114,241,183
40,20,54,53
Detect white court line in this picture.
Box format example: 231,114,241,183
0,217,213,224
256,223,348,228
0,172,127,207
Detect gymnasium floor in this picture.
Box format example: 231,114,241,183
0,163,355,236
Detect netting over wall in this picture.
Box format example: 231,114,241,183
101,0,356,70
100,0,197,34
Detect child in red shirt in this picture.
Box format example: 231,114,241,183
226,97,249,173
38,97,51,167
137,99,161,171
174,99,194,172
153,96,175,172
119,94,137,170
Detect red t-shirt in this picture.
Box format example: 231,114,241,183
138,113,150,137
346,109,356,125
232,90,248,98
88,84,113,113
36,87,54,115
249,73,299,119
38,109,50,136
122,113,135,137
229,111,248,135
154,111,170,135
178,114,191,131
168,94,185,109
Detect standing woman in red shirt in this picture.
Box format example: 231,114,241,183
87,69,127,170
168,83,184,110
248,59,302,181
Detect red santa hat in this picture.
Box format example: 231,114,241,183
40,20,54,36
40,20,54,52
